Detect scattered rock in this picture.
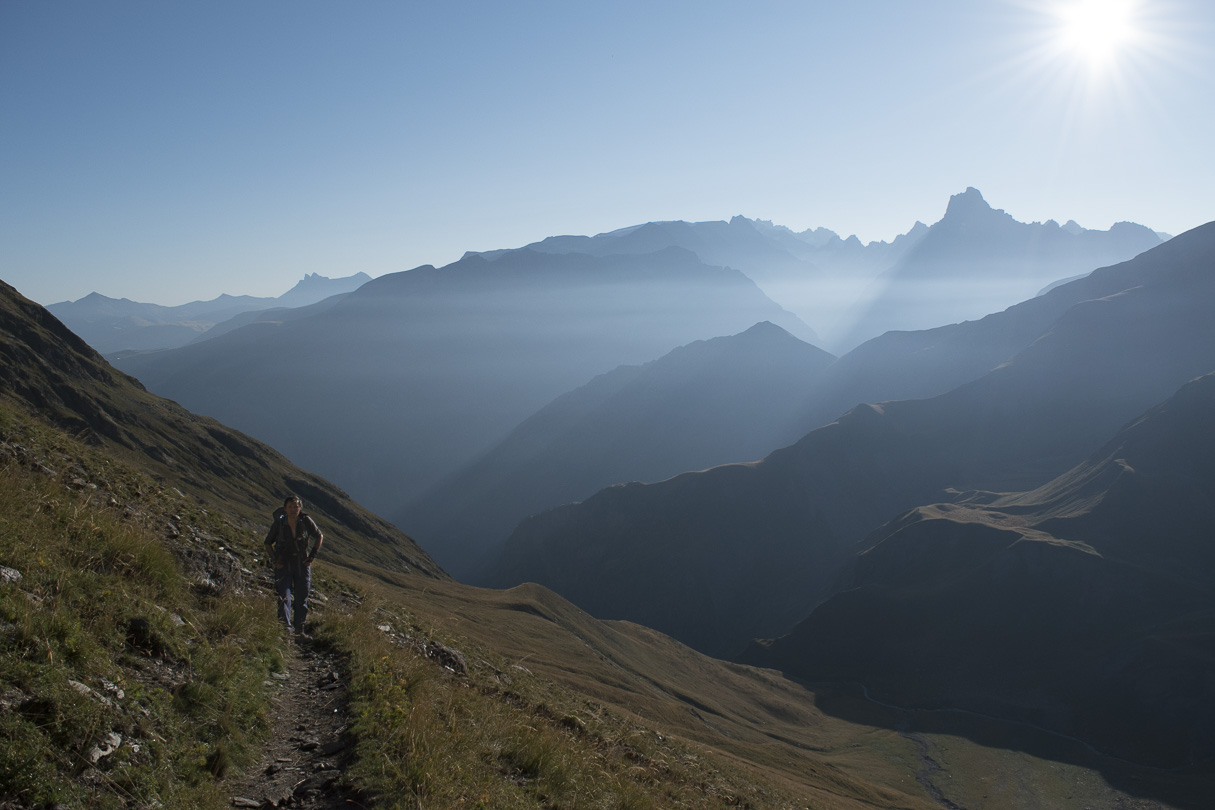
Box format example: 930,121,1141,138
86,732,122,765
69,679,115,708
0,565,21,584
179,545,244,595
229,640,355,809
100,679,125,700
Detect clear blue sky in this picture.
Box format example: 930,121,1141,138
3,0,1212,306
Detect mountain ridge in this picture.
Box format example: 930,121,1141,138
487,220,1215,659
48,271,372,354
115,248,813,513
402,320,836,579
1,278,442,579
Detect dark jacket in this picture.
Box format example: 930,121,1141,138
264,508,322,566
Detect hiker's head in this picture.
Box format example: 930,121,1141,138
284,495,302,514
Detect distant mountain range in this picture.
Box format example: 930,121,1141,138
486,222,1215,664
402,321,836,580
48,272,371,354
114,248,811,513
474,211,914,352
479,189,1160,353
831,188,1163,350
100,189,1173,594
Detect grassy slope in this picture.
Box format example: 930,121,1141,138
0,278,930,808
2,278,1187,809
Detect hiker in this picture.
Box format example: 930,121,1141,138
264,494,323,637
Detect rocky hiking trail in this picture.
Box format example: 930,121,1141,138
227,637,358,810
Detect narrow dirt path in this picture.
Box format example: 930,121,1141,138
895,717,966,810
227,637,358,809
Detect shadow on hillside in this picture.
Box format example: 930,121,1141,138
807,682,1214,809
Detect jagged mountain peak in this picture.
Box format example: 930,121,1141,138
940,186,1011,224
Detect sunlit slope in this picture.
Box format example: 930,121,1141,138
745,371,1215,769
342,572,942,810
0,278,444,579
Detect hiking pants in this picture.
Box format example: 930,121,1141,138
275,560,311,633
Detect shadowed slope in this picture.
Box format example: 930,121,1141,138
743,372,1215,769
404,321,836,579
489,221,1215,659
115,248,811,513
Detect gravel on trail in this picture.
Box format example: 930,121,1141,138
227,636,359,810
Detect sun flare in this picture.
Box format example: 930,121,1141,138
1057,0,1138,66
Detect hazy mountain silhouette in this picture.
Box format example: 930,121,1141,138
48,271,371,354
487,221,1215,659
741,370,1215,768
788,211,1204,438
832,188,1162,351
114,248,811,515
470,191,1158,354
402,321,836,580
479,215,945,351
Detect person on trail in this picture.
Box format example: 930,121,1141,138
264,495,323,638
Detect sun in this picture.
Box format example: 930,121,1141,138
1056,0,1138,67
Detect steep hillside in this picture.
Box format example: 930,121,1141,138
489,221,1215,659
3,279,1203,809
405,321,836,579
115,247,811,513
743,372,1215,769
1,279,442,578
0,276,947,809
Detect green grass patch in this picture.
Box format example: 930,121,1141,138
0,408,287,808
325,600,778,809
